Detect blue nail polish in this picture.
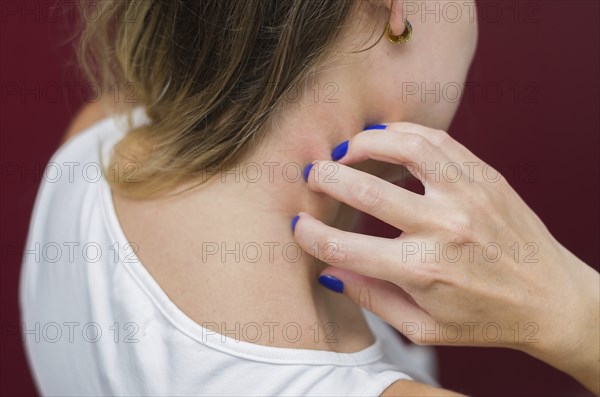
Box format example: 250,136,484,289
291,215,300,232
302,163,314,182
365,124,387,130
331,141,349,161
318,275,344,293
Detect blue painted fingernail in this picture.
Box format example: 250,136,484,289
331,140,349,161
319,275,344,293
302,163,314,182
291,215,300,232
365,124,387,130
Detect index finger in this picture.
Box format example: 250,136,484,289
305,161,432,233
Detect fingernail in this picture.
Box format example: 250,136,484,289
331,140,349,161
318,275,344,293
365,124,387,130
302,163,314,182
291,215,300,232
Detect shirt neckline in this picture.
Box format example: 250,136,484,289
95,108,386,366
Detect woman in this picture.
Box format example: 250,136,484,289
19,0,598,396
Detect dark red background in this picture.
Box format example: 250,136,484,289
1,1,598,396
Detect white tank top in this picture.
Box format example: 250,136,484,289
19,107,437,396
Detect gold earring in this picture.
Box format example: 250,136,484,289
386,18,413,44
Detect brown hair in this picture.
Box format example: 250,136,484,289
77,0,382,198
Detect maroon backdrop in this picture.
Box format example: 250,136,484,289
1,1,598,396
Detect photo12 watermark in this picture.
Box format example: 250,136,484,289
1,321,141,344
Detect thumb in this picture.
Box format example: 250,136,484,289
319,267,437,343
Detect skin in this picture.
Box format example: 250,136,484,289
62,0,598,395
294,125,600,395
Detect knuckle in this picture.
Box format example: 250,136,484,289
410,263,443,289
443,213,476,243
318,232,349,265
469,186,489,204
404,134,433,158
467,188,496,217
350,179,384,210
355,285,374,312
429,129,451,146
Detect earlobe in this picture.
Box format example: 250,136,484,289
368,0,406,36
387,0,406,36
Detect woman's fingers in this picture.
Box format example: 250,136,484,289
337,122,485,186
318,266,437,342
305,161,430,232
293,212,414,283
384,122,475,161
335,130,451,185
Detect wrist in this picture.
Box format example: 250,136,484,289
522,252,599,394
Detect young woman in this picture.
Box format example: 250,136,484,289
20,0,598,396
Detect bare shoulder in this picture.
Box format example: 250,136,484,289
62,101,110,143
381,379,465,397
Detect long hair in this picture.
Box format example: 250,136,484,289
77,0,382,198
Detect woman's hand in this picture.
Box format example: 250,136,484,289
293,122,600,394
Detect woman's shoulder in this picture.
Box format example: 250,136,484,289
50,102,145,183
382,379,464,396
26,101,131,243
62,100,141,141
62,101,109,143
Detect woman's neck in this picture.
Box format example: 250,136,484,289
113,94,378,352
